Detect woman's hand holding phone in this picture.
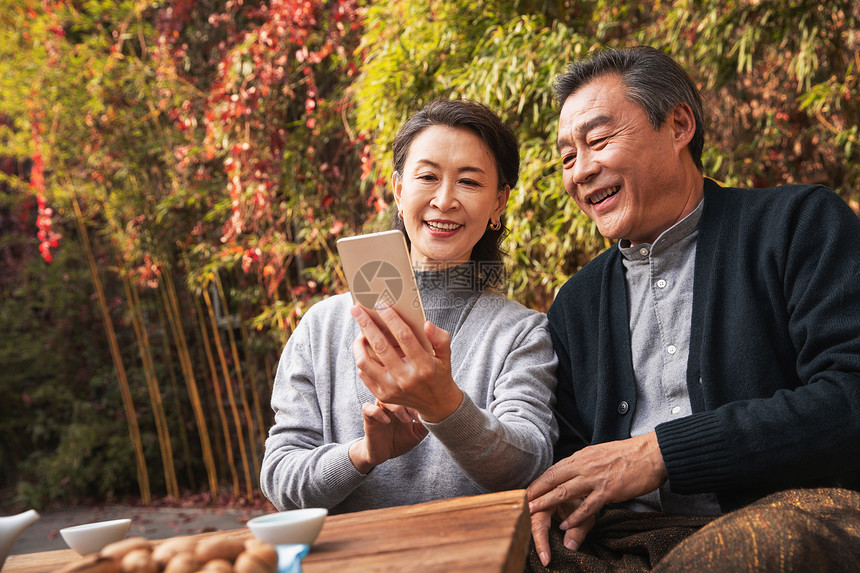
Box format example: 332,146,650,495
350,303,463,424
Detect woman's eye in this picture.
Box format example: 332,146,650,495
459,179,479,187
417,174,437,182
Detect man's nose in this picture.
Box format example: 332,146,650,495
572,150,599,185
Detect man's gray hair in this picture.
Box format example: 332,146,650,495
554,46,705,172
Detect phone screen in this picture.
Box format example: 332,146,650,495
336,230,426,335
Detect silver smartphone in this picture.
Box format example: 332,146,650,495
336,230,426,335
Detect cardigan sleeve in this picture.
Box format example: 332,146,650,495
260,316,367,510
656,185,860,500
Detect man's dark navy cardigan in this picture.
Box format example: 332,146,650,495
548,178,860,511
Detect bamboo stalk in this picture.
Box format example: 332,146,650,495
125,276,180,499
161,268,219,497
202,283,254,498
264,353,276,397
72,197,151,504
187,295,229,484
214,274,261,485
155,300,196,491
239,315,268,447
257,282,279,398
193,291,241,496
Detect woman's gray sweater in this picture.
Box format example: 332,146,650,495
260,276,558,514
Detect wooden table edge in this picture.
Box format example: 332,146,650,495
4,490,531,573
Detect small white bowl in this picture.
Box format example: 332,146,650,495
59,518,132,555
247,508,327,545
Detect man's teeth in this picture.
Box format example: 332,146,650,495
591,186,620,204
426,221,461,231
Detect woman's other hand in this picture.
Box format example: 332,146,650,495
348,400,428,474
351,303,463,423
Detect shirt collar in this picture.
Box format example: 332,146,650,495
619,199,705,261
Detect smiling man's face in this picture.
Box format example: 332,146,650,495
557,73,697,245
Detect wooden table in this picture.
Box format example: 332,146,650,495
4,490,531,573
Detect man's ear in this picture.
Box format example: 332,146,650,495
671,103,696,151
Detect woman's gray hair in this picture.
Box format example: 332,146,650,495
554,46,705,172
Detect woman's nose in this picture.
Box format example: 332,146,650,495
430,181,459,211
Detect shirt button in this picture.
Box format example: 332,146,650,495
671,406,681,415
639,247,649,256
656,279,667,288
617,401,629,415
667,345,677,355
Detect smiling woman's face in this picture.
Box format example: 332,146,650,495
394,125,509,268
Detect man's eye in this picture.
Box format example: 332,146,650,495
562,154,576,167
589,136,608,147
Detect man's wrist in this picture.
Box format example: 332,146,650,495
643,432,669,484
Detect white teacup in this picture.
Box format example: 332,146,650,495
60,518,131,555
247,508,327,546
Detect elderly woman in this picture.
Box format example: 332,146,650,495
261,99,558,513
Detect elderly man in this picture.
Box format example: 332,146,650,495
527,45,860,571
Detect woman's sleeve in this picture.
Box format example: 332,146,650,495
259,321,366,510
423,315,559,490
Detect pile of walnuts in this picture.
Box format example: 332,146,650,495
57,535,278,573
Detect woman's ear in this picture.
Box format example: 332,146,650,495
392,171,403,209
494,184,511,219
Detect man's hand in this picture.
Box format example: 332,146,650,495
526,432,668,565
530,499,594,567
348,400,428,474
